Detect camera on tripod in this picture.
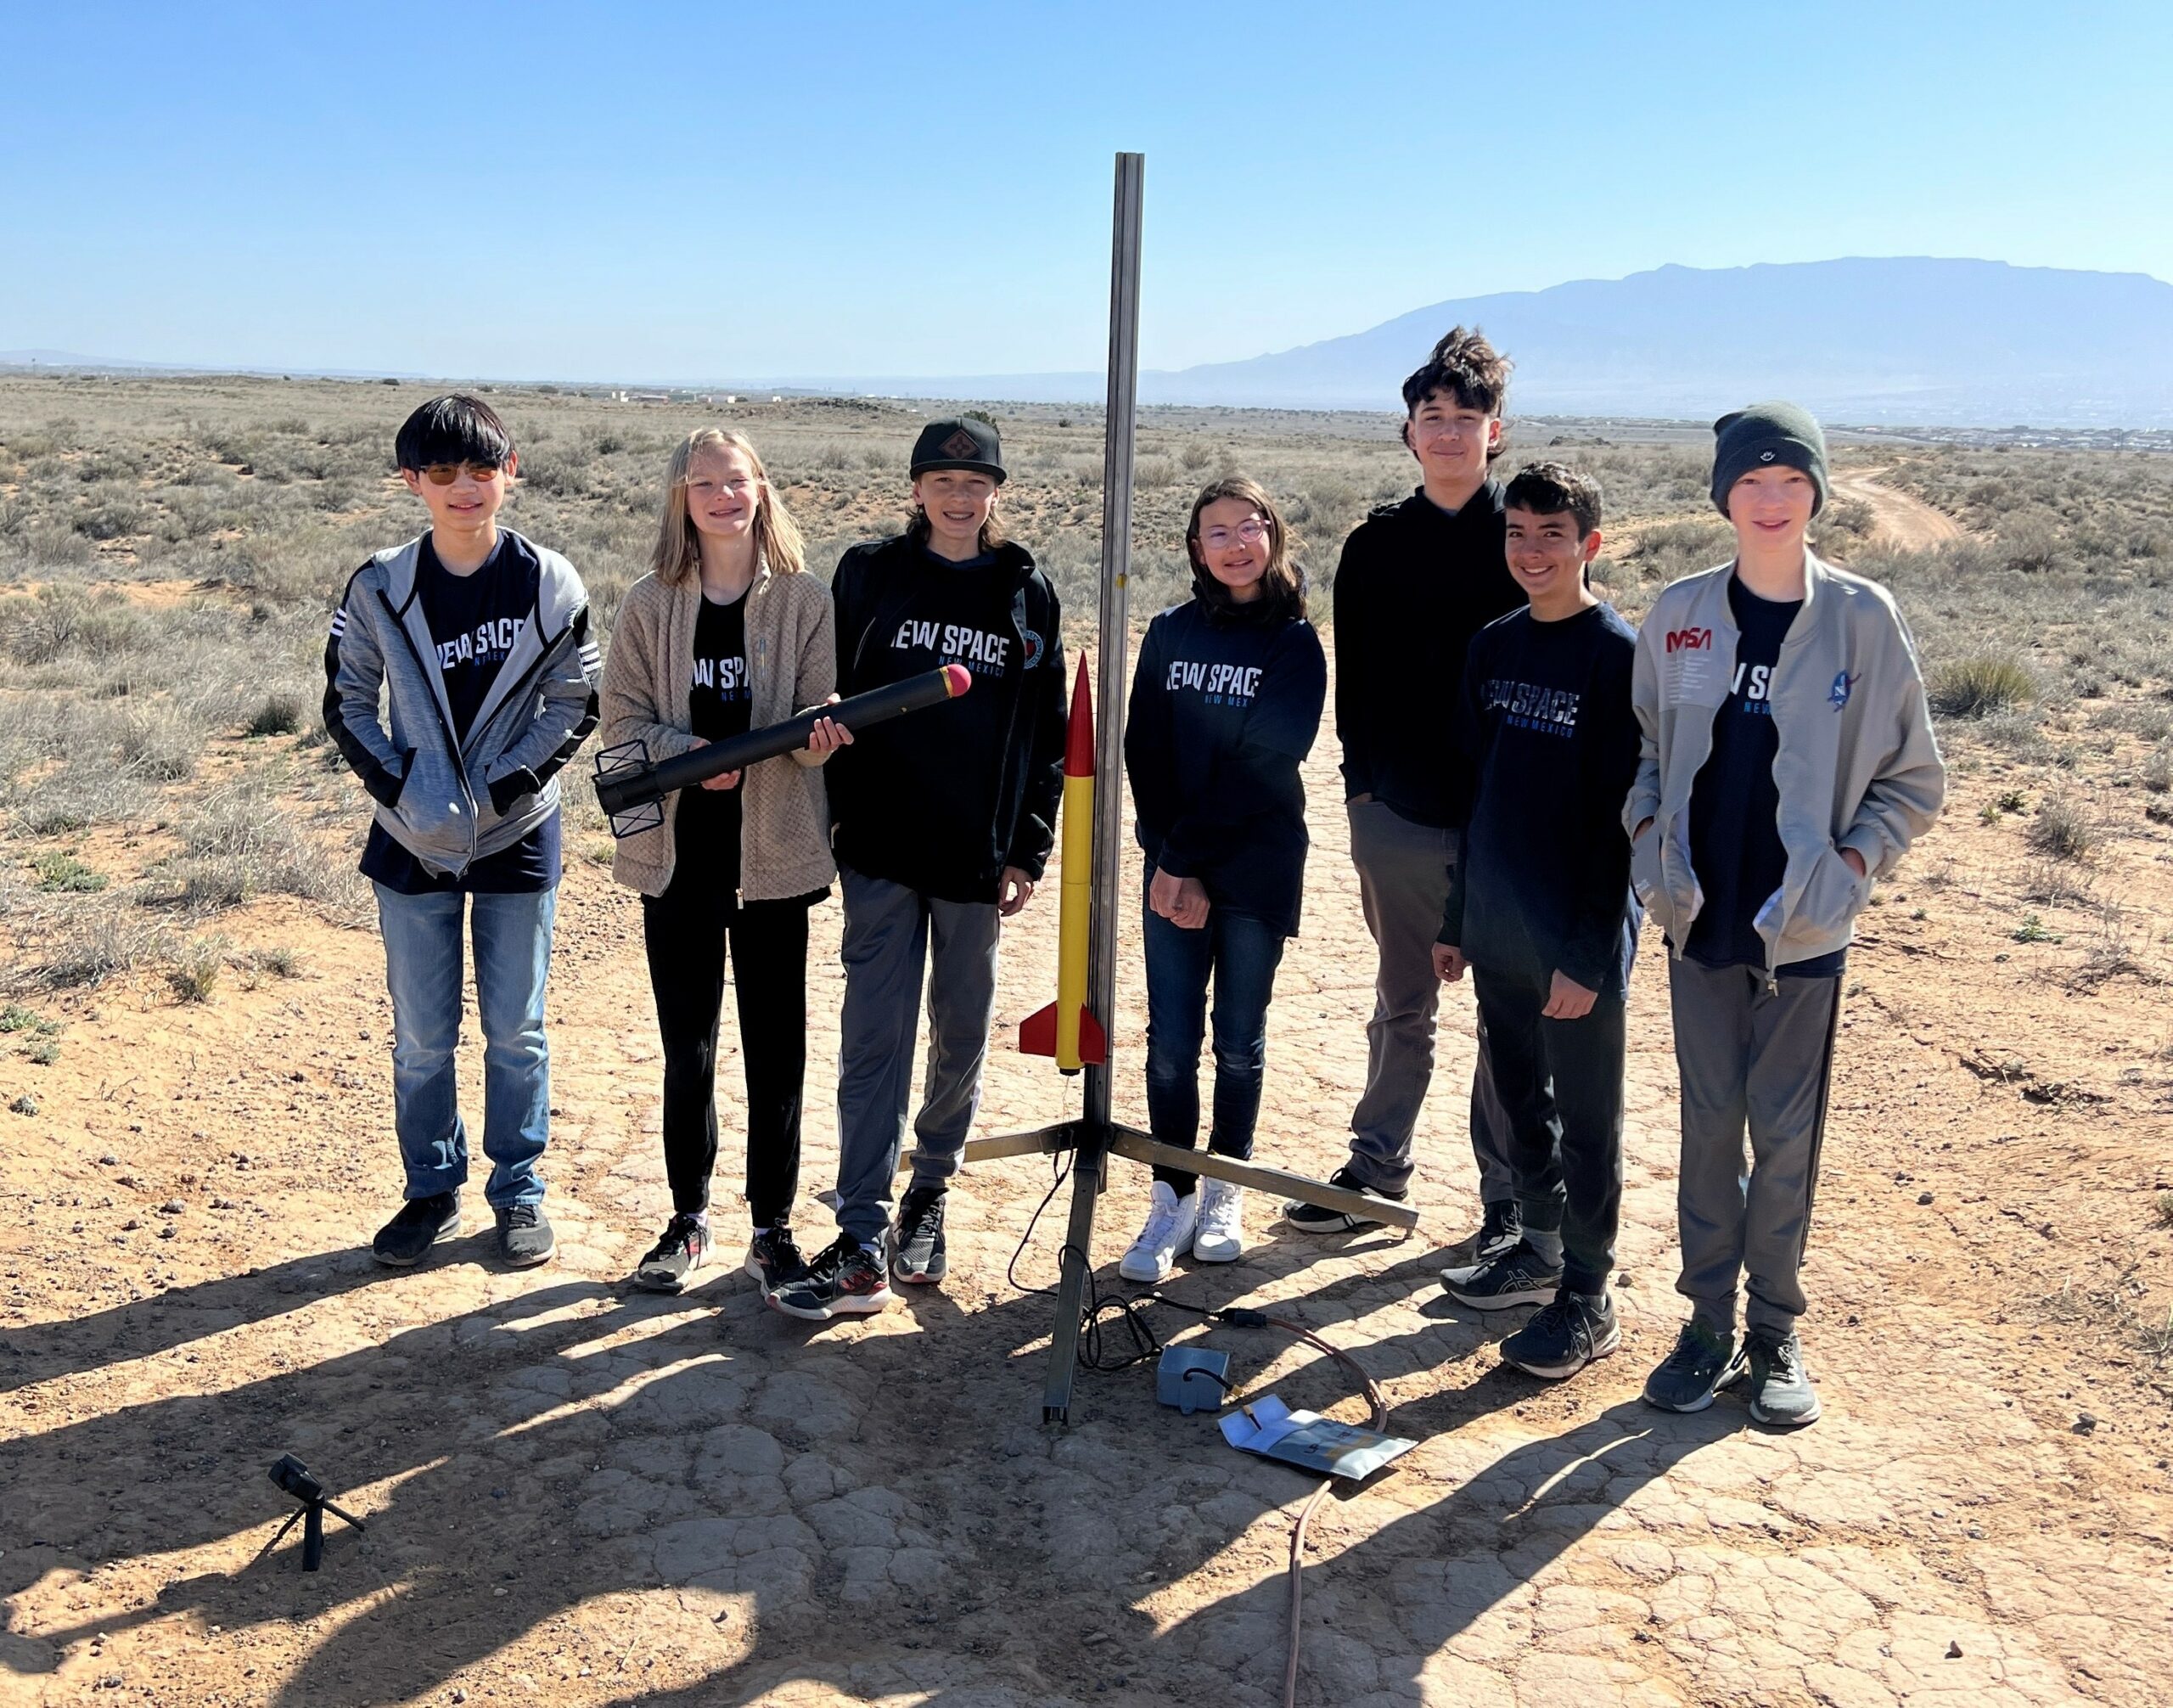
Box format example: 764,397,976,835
260,1453,366,1572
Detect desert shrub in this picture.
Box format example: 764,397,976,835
166,935,228,1003
1927,654,2035,718
117,705,200,781
245,692,305,737
28,850,106,892
34,912,166,991
2144,744,2172,794
2025,794,2097,861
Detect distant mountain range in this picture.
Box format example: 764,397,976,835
787,259,2173,428
11,259,2172,428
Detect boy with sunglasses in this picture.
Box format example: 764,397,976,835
325,394,600,1270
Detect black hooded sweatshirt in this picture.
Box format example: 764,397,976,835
828,533,1065,904
1125,595,1327,939
1332,481,1523,826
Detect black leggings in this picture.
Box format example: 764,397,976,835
641,867,812,1227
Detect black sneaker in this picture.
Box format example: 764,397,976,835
744,1226,806,1294
633,1213,708,1294
1501,1289,1620,1379
494,1202,556,1268
769,1233,893,1322
1439,1200,1525,1285
1283,1166,1405,1233
1642,1320,1745,1413
373,1190,461,1267
891,1184,948,1285
1444,1239,1564,1310
1736,1328,1822,1428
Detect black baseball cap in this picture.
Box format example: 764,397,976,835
909,417,1006,484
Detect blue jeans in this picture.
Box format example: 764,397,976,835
1142,878,1286,1194
374,882,557,1208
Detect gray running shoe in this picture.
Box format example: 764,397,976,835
1439,1200,1525,1285
1502,1289,1620,1379
1642,1320,1745,1413
1738,1328,1822,1428
634,1212,708,1293
494,1202,556,1268
1444,1239,1564,1310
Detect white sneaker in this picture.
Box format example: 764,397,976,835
1193,1177,1244,1264
1119,1181,1198,1283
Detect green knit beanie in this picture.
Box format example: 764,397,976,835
1711,401,1828,519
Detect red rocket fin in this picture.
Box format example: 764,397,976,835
1064,656,1095,778
1076,1007,1108,1065
1019,1002,1058,1058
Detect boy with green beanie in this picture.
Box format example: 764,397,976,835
1628,402,1943,1426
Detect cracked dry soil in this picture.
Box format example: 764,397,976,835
4,660,2173,1708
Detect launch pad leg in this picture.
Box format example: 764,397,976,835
1040,1123,1108,1425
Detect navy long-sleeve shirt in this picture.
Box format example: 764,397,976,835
1441,602,1641,996
1125,598,1327,938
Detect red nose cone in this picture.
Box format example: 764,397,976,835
1063,655,1095,778
941,663,973,697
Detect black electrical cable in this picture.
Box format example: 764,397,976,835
999,1150,1392,1706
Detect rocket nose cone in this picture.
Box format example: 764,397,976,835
942,663,973,697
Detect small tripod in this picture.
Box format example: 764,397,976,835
259,1454,366,1572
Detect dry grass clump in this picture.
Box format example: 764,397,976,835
32,912,168,991
2025,793,2099,862
1928,654,2035,719
165,934,229,1004
154,783,360,913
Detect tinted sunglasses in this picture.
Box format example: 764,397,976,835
419,462,506,486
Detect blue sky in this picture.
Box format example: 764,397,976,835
3,1,2168,383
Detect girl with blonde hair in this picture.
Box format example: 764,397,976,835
599,427,850,1297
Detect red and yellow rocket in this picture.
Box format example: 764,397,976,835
1019,656,1107,1073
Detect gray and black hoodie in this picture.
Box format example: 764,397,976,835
323,529,600,881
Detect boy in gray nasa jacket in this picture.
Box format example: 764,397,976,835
324,395,599,1270
1628,402,1943,1428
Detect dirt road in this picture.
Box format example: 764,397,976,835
3,666,2171,1706
1832,469,1968,551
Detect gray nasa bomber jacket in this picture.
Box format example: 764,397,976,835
1624,550,1946,978
323,530,601,879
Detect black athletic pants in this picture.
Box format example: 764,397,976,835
641,867,811,1228
1470,966,1626,1297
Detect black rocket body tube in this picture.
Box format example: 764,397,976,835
593,664,971,829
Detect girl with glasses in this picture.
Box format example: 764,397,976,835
1118,477,1327,1281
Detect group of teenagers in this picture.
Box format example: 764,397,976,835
323,325,1944,1430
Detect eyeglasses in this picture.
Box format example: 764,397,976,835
1199,518,1270,550
420,462,504,486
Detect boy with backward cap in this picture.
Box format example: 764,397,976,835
1630,402,1944,1426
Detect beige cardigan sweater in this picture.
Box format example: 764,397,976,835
599,563,837,901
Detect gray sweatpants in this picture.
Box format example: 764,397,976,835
833,866,1002,1247
1667,958,1843,1337
1345,800,1513,1200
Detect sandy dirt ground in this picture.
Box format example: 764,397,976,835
5,655,2173,1708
